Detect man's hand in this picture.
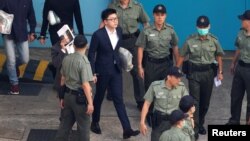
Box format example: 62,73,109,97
59,99,64,109
93,74,97,83
60,38,68,52
230,63,236,75
140,122,148,136
217,73,223,80
39,38,46,45
138,67,144,79
86,104,94,115
28,33,36,42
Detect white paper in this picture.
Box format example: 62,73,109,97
214,77,222,87
57,24,75,54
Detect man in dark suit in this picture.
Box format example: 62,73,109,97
88,8,139,139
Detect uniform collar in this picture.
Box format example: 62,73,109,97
75,50,86,57
194,33,211,41
242,29,250,37
160,80,176,90
152,23,167,31
171,126,183,131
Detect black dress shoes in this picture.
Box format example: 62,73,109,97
123,129,140,139
198,126,207,135
90,122,102,134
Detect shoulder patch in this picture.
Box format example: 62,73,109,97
143,26,152,34
133,0,140,5
144,25,151,30
187,34,197,39
82,56,90,63
238,28,246,35
209,33,218,40
165,23,173,29
151,80,162,86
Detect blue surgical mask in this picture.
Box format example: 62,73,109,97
197,28,209,36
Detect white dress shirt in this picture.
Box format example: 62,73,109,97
105,26,119,50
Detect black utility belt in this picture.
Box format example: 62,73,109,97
65,87,87,105
191,63,213,72
153,110,170,119
122,30,140,39
65,87,79,95
238,60,250,68
151,110,170,129
147,56,169,63
122,34,135,39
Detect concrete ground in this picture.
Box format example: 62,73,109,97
0,48,248,141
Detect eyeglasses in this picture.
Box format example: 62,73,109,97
106,17,118,22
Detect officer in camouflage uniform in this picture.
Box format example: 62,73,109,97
55,35,94,141
136,4,179,93
106,0,150,109
140,67,188,141
177,15,224,139
136,4,179,127
159,110,191,141
226,10,250,125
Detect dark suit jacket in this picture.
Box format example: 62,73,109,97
51,42,68,91
88,27,122,75
51,42,68,69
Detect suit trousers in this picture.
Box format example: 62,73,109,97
187,69,214,135
229,64,250,124
54,93,90,141
92,70,131,130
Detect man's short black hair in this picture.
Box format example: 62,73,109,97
101,8,117,21
74,35,88,48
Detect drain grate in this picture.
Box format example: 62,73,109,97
27,129,77,141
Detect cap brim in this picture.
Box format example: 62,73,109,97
197,23,210,28
153,10,166,14
170,114,189,125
